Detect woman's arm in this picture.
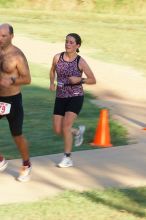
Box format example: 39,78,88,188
79,58,96,84
49,54,60,91
69,57,96,85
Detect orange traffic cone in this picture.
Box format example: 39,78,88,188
90,109,112,147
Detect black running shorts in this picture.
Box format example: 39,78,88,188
53,96,84,116
0,93,24,136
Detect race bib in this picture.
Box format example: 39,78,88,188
0,102,11,115
58,82,64,88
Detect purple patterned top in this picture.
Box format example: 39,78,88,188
55,52,84,98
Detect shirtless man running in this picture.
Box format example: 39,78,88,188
0,23,31,182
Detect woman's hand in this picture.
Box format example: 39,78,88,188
49,83,56,91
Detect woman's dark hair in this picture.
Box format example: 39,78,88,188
66,33,82,53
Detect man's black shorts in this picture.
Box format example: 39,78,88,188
53,96,84,116
0,93,23,136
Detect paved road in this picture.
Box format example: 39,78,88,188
1,143,146,204
14,35,146,103
91,99,146,143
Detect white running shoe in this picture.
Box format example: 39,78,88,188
0,159,8,172
58,156,73,168
17,166,32,182
74,125,86,147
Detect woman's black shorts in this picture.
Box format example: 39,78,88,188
53,96,84,116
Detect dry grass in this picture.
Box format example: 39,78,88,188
0,0,146,14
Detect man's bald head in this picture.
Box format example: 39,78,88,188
0,23,14,35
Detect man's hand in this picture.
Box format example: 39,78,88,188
68,76,81,84
0,77,13,88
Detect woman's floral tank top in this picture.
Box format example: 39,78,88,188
55,52,84,98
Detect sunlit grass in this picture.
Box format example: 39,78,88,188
0,187,146,220
0,0,146,15
0,8,145,72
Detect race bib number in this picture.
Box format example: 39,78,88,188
58,82,64,88
0,102,11,115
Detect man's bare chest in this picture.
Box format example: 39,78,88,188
0,53,16,74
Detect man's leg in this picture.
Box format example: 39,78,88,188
13,135,31,182
13,135,30,166
0,116,8,171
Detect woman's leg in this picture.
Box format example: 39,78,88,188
71,127,80,136
62,111,77,153
53,114,64,135
57,111,77,168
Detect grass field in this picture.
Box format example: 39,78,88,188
0,187,146,220
0,0,146,15
0,8,146,72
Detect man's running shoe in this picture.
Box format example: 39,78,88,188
17,165,31,182
0,159,8,172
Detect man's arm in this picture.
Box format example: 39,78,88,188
13,52,31,85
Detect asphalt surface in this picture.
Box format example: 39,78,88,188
1,143,146,204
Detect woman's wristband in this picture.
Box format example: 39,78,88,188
80,78,86,84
